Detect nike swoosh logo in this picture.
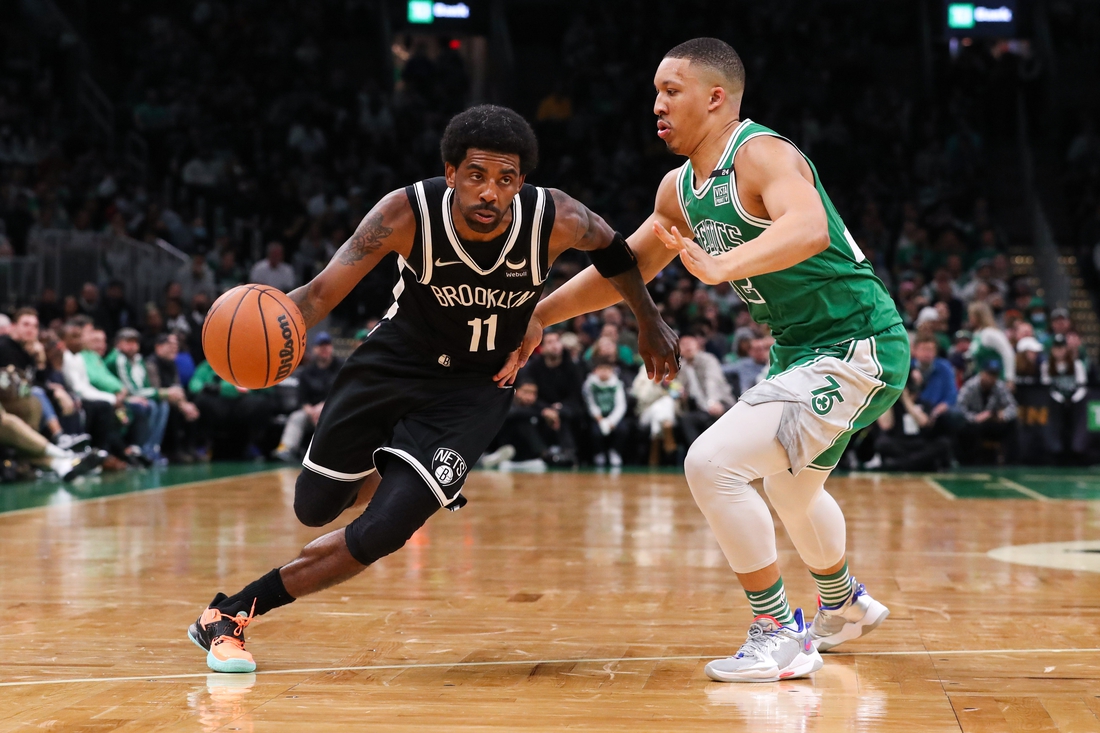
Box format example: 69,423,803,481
505,258,527,270
434,258,463,267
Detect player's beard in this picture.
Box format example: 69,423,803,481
459,202,504,234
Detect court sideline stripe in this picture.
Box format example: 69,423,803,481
4,647,1100,689
923,477,956,500
998,477,1051,501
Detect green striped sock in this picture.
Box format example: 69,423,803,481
811,561,853,608
745,577,796,626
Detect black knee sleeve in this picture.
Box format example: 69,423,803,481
343,458,441,566
294,467,365,528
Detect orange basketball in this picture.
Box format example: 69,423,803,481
201,284,308,389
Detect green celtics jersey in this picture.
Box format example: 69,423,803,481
676,119,902,348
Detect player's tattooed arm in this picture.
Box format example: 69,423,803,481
336,212,393,265
287,191,414,330
546,190,613,253
495,176,686,386
548,190,680,382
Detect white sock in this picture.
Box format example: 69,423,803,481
44,443,69,459
50,455,74,476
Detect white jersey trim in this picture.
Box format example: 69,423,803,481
441,187,524,275
689,118,750,200
383,258,407,320
530,187,547,285
412,181,434,284
675,163,694,234
728,128,816,229
303,437,378,481
374,446,461,508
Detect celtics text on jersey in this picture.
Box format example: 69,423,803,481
675,119,902,349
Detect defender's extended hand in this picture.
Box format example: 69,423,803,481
638,317,680,383
653,221,728,285
493,315,545,387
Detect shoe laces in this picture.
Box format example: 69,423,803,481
209,599,256,649
736,616,786,659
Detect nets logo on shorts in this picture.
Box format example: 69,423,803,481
810,375,845,415
432,447,467,487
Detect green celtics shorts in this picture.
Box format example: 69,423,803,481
738,322,909,473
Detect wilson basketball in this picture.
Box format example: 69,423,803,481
201,284,308,389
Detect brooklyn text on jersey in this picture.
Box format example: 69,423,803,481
383,176,556,371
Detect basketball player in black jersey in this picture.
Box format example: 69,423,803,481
187,105,680,673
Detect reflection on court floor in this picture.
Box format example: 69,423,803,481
1,467,1099,731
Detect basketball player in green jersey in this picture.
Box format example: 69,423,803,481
495,38,908,682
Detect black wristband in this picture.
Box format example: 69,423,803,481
589,232,638,278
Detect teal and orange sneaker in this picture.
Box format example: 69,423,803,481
187,594,257,673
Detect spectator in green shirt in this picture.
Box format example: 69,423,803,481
84,327,154,466
106,328,170,463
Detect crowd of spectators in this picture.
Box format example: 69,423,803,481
1047,3,1100,299
0,283,364,480
0,1,1096,478
481,291,1095,472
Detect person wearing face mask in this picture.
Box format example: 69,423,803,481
187,292,211,357
1014,336,1044,387
249,242,297,293
107,328,170,463
97,281,138,341
520,330,583,457
1012,335,1048,463
678,334,734,446
967,301,1016,391
1041,334,1089,464
957,358,1018,464
865,367,952,472
1026,297,1050,341
145,332,200,463
178,250,217,305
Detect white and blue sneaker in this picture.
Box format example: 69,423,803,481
705,609,823,683
809,580,889,652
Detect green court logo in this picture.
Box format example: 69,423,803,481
811,376,845,415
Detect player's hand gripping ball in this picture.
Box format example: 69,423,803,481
201,284,308,389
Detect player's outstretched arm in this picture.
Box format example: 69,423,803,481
288,191,414,329
656,136,829,285
534,170,683,328
493,182,682,386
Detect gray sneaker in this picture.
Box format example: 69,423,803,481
809,580,889,652
705,609,823,683
54,433,91,451
479,445,516,469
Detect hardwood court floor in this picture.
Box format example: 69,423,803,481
2,466,1100,732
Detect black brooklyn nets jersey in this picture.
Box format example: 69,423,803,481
386,176,556,373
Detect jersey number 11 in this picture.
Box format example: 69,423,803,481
467,314,498,352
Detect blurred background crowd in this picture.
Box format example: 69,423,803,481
1,0,1099,478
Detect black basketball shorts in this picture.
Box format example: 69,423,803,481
303,320,513,509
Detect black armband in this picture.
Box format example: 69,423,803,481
589,232,638,278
